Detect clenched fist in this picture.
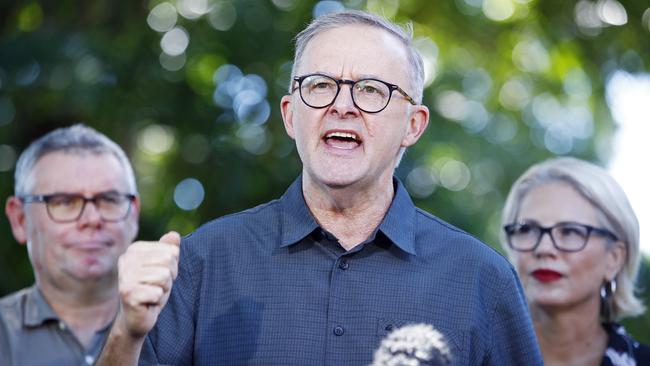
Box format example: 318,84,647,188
116,231,181,338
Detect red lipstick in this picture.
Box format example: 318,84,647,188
531,269,562,283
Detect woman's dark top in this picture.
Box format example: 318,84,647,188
602,323,650,366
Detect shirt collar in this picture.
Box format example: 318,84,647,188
279,176,417,256
279,176,319,248
23,285,60,327
378,178,417,256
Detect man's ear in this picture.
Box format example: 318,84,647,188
5,196,28,244
280,95,296,140
401,104,429,148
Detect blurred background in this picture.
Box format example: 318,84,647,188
0,0,648,341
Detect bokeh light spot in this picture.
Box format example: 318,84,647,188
406,166,437,198
461,101,489,133
138,124,176,155
236,98,271,125
17,2,43,32
237,124,272,155
642,9,650,32
160,52,187,71
544,124,573,154
208,2,237,31
512,38,549,72
147,2,178,32
272,0,298,11
435,91,468,121
174,178,205,210
161,26,190,56
214,68,270,123
177,0,210,20
0,145,17,172
313,1,345,18
575,0,603,33
564,69,593,101
482,0,515,22
463,68,492,100
499,76,531,110
75,55,103,84
439,160,471,191
597,0,627,26
484,114,517,144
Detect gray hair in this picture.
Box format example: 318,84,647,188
290,10,425,104
14,124,137,196
501,157,645,320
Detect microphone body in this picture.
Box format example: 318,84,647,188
371,323,452,366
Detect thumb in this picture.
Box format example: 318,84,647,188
159,231,181,247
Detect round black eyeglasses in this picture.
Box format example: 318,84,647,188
292,73,417,113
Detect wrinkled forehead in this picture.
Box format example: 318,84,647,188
297,24,411,82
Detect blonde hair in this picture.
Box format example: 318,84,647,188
501,156,645,320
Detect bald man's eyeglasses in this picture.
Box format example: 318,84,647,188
292,73,417,113
20,192,136,223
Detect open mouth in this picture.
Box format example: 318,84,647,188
323,131,362,149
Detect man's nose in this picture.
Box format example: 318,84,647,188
330,83,360,117
76,200,103,227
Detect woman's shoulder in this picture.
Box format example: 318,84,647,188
603,322,650,366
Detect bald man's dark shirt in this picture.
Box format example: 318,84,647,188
139,177,542,365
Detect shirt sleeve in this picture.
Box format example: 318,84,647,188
139,240,199,366
484,266,543,365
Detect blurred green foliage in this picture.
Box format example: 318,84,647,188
0,0,648,342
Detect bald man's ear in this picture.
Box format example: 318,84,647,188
6,197,28,244
401,104,429,148
280,95,296,140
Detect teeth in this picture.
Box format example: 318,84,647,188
325,132,358,141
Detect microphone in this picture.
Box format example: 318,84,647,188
371,323,452,366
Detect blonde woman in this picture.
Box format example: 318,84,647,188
502,157,649,365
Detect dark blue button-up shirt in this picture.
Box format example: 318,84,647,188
140,177,542,365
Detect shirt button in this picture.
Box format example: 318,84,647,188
333,325,344,336
58,321,66,330
85,355,95,365
338,259,349,270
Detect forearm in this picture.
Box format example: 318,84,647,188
96,322,146,366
